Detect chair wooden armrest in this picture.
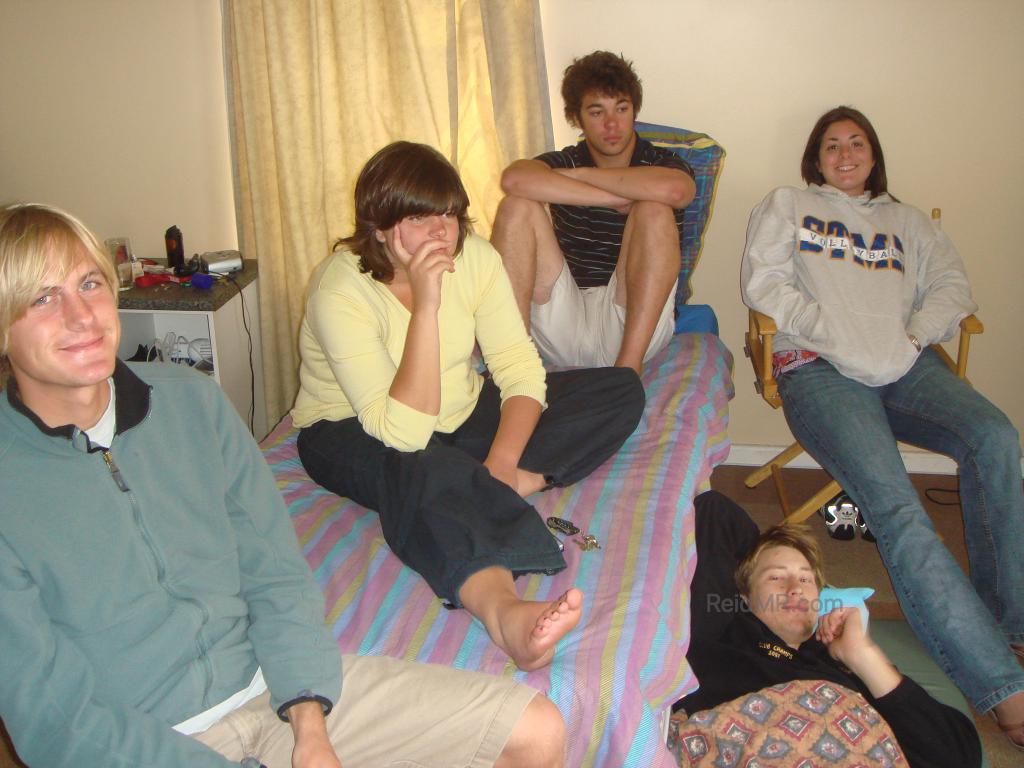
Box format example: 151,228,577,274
749,308,778,337
745,309,782,408
960,314,983,335
931,313,983,380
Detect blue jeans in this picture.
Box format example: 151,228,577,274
778,349,1024,712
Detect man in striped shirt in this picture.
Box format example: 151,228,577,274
491,51,695,373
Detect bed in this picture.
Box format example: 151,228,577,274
260,330,734,767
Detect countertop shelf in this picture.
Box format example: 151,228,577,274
117,260,258,312
116,260,267,438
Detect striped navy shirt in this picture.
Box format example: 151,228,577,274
536,135,694,288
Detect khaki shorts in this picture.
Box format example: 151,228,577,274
530,265,675,367
194,654,536,767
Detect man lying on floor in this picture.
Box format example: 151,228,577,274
674,491,981,768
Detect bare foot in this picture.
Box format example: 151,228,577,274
492,588,584,671
993,691,1024,751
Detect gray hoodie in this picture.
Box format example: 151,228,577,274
741,184,976,386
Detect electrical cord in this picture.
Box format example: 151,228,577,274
226,273,256,433
924,481,961,506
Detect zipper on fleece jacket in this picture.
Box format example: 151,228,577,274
100,449,164,585
101,446,214,695
102,450,130,492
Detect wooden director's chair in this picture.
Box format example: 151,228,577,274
742,209,984,526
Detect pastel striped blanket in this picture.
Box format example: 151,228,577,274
260,332,734,767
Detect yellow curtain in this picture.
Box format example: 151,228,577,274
224,0,551,426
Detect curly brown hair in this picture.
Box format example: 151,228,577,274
561,51,642,128
336,142,471,283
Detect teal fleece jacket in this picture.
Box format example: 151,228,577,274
0,362,341,767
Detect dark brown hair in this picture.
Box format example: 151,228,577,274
800,106,889,198
561,51,642,128
336,141,471,282
735,524,826,596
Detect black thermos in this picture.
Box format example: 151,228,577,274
165,225,184,270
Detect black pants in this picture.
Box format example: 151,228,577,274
298,367,644,605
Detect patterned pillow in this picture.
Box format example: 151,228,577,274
635,122,725,309
668,680,906,767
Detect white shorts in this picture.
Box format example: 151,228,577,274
530,265,675,367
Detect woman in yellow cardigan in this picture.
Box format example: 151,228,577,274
292,141,644,671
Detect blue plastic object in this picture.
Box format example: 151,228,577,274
674,303,719,335
816,586,875,631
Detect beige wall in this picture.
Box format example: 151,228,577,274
2,1,1020,456
0,0,236,259
540,0,1024,453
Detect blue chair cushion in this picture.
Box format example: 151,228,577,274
674,303,719,335
635,122,725,315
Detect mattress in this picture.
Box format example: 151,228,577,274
260,331,734,766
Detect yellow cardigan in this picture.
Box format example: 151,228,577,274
291,234,546,451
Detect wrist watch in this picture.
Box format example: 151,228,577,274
907,334,922,352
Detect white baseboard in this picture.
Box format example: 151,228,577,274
725,443,962,475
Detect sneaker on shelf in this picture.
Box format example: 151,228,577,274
820,493,857,540
856,511,876,543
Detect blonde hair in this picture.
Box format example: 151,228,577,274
0,203,117,388
735,524,826,595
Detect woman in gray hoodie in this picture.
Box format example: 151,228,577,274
740,105,1024,752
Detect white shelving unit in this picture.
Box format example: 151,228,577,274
117,271,267,439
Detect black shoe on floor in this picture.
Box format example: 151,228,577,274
820,494,857,540
856,511,876,542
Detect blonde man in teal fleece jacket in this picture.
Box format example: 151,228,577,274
0,203,565,768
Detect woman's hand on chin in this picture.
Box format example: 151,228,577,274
389,226,453,313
